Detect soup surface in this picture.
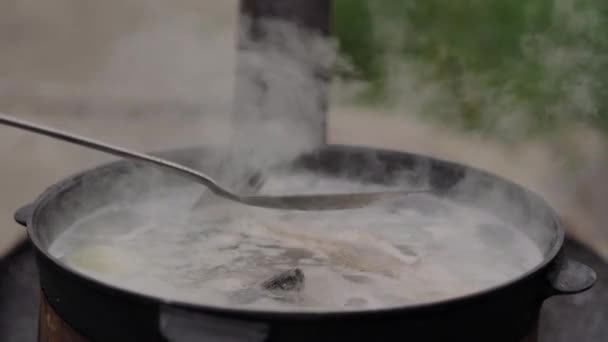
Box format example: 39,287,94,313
49,172,543,312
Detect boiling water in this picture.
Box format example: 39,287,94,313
49,172,544,312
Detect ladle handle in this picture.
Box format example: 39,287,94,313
0,113,234,200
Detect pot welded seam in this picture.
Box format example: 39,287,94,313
159,306,270,342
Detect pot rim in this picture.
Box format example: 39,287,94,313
24,144,565,320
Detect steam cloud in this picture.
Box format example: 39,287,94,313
226,15,335,188
3,1,606,255
329,0,608,252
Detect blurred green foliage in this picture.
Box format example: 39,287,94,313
333,0,608,139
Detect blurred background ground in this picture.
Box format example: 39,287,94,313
1,0,607,260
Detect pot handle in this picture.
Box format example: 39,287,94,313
159,306,270,342
547,256,597,296
14,203,34,227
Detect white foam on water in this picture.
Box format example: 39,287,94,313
49,172,543,312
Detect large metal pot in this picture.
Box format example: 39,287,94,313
14,145,596,342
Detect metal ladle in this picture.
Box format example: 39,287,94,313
0,113,429,211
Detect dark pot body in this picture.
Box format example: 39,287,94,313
14,145,596,342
